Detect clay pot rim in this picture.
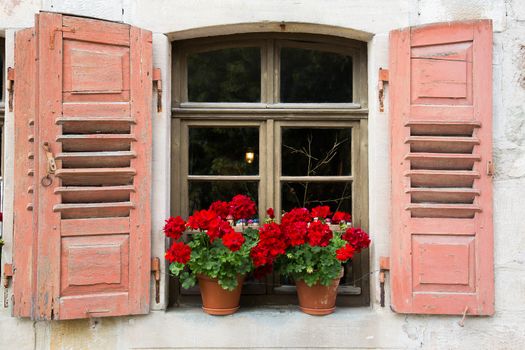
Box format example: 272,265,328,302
294,267,344,286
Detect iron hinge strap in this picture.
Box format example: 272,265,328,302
152,68,162,112
151,257,161,304
378,68,389,112
379,256,390,307
3,263,13,308
7,67,14,112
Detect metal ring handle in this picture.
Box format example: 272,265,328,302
41,174,53,187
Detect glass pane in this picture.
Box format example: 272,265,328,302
281,182,352,214
189,181,258,216
188,47,261,102
280,47,352,103
189,127,259,175
282,128,351,176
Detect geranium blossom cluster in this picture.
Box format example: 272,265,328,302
251,205,369,277
336,227,372,262
164,195,257,264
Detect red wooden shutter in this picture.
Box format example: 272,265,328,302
389,20,494,315
12,12,152,320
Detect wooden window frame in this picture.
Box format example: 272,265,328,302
171,33,369,307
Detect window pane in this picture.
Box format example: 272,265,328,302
188,47,261,102
189,181,258,216
280,47,352,103
282,128,351,176
189,127,259,175
281,182,352,214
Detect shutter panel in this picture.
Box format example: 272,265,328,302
12,13,152,320
389,20,494,315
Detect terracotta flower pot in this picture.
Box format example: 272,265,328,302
197,274,244,315
295,270,343,316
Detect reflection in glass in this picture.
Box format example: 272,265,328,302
189,128,259,176
188,47,261,102
282,128,351,177
281,182,352,214
189,181,258,215
280,47,353,103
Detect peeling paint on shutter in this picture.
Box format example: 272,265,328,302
12,13,152,320
389,20,494,315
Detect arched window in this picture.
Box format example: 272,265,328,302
171,33,369,306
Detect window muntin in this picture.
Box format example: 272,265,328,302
280,48,353,103
172,34,369,307
187,47,261,102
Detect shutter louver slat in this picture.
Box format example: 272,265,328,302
390,20,494,315
57,134,136,152
57,151,136,168
12,13,152,320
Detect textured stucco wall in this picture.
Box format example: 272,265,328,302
1,0,525,349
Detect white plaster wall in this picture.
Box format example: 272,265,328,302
1,0,525,349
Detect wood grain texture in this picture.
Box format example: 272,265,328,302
128,26,152,315
35,12,63,321
390,20,494,315
12,27,36,318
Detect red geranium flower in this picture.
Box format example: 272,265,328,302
229,194,257,220
342,227,371,252
222,231,245,252
187,209,219,230
163,216,186,240
285,221,308,246
165,241,192,264
251,223,287,266
207,219,234,243
266,207,275,219
281,208,311,227
209,201,230,219
306,221,333,247
332,211,352,224
250,245,271,267
336,244,355,262
311,205,332,219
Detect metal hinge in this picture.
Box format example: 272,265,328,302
3,263,13,308
487,160,494,177
379,256,390,307
378,68,389,112
152,68,162,112
7,67,14,112
151,257,161,303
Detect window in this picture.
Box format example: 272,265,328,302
172,33,368,306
